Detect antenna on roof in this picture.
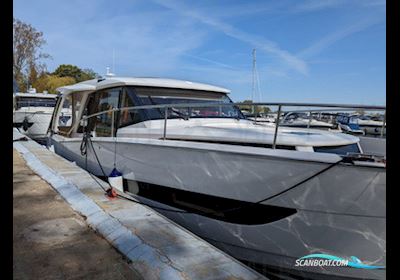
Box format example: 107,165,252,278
112,48,115,74
105,67,115,77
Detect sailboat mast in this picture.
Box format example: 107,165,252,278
252,49,256,113
252,49,256,103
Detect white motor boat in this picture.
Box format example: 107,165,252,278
247,113,277,123
13,92,59,140
280,112,341,132
355,115,386,136
48,77,385,280
336,114,365,135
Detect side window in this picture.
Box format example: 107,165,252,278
119,89,143,127
82,88,122,137
57,94,73,129
57,92,84,136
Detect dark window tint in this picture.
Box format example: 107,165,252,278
81,88,122,136
97,88,120,113
130,86,245,120
314,143,360,155
96,88,121,136
16,97,56,108
130,180,297,225
119,89,143,127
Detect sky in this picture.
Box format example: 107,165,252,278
13,0,386,105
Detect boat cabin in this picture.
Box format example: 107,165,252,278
50,77,364,157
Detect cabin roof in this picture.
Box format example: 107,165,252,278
13,92,58,99
56,77,231,95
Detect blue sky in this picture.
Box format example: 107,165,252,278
13,0,386,105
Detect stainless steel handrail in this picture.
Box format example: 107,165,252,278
79,102,386,144
272,105,282,149
83,102,385,117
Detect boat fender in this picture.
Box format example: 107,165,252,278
22,117,30,131
106,187,117,199
108,168,123,193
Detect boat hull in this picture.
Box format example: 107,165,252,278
13,110,53,140
358,136,386,157
359,125,386,136
51,136,386,279
133,194,385,280
339,124,365,135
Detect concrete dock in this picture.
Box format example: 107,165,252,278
13,131,267,280
13,149,143,279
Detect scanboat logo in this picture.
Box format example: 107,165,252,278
295,254,385,270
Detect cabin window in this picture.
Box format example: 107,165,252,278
128,180,297,225
59,96,72,126
56,92,84,136
129,86,245,120
80,87,122,137
119,88,144,127
57,94,73,131
313,143,360,155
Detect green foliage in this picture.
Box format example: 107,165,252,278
52,64,97,82
237,100,271,115
262,106,271,114
32,74,76,94
81,68,98,80
13,18,96,93
237,100,254,112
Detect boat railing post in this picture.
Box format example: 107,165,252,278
254,104,257,123
163,106,168,140
307,111,312,129
111,109,114,138
381,109,386,138
272,105,282,149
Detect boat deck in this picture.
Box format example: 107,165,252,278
13,129,267,280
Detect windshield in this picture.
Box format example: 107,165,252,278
129,86,245,120
349,117,359,124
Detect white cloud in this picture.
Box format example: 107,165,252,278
152,0,309,75
298,16,384,58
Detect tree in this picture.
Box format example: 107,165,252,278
53,64,97,82
237,100,268,115
45,75,76,93
262,106,271,114
28,63,38,88
13,18,50,92
81,68,98,81
237,100,254,112
32,74,76,94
